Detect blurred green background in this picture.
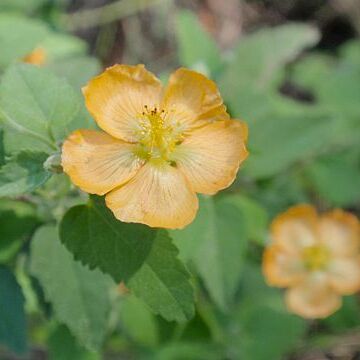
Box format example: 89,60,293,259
0,0,360,359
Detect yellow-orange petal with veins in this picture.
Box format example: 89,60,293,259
263,246,306,287
327,256,360,295
83,64,163,142
61,129,144,195
162,68,229,133
285,273,341,319
271,204,318,254
319,209,360,257
105,162,199,229
173,120,248,195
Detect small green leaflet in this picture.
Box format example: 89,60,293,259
59,196,194,322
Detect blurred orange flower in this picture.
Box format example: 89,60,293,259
62,64,248,229
22,47,47,66
263,204,360,319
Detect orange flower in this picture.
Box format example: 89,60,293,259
61,65,248,229
22,47,47,66
263,205,360,319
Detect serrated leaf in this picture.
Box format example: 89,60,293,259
0,14,48,68
59,196,194,322
172,195,248,311
127,230,194,322
175,10,222,74
30,225,111,351
0,64,86,153
0,266,27,354
59,197,155,281
0,199,38,263
0,151,51,196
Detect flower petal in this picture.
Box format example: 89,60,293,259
319,209,360,256
172,120,248,194
162,68,229,132
105,162,199,229
62,129,143,195
271,205,318,254
83,64,162,142
328,256,360,294
263,246,306,287
285,273,341,319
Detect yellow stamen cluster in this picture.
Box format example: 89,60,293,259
302,245,330,271
135,105,183,164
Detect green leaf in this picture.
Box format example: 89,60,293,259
0,129,4,166
0,64,85,153
127,230,194,322
225,195,269,245
172,195,248,310
48,325,100,360
46,56,101,90
0,266,27,354
238,306,306,360
226,264,306,360
243,111,342,179
59,196,194,322
30,225,112,351
0,0,46,13
0,151,51,197
120,295,159,347
60,196,155,281
219,23,320,118
323,295,360,332
304,152,360,206
155,342,222,360
290,49,360,141
175,10,222,75
0,14,48,68
0,199,38,263
340,40,360,66
41,33,87,61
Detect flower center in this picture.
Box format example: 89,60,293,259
135,106,183,163
302,245,330,271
